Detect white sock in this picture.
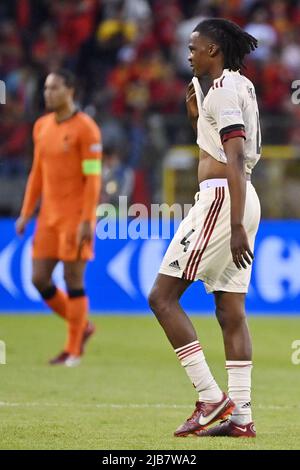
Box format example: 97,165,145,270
175,341,223,403
226,360,253,425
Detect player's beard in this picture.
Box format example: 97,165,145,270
45,100,55,111
45,96,64,112
45,101,63,113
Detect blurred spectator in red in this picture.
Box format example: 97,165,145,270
50,0,98,55
16,0,30,30
260,52,293,112
218,0,246,26
0,20,23,74
150,64,185,114
270,0,292,39
153,0,182,55
32,23,66,69
0,99,30,174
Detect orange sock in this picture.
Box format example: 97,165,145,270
65,294,88,356
41,286,68,320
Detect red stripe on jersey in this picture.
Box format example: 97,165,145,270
221,129,246,144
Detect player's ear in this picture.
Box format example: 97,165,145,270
208,43,220,57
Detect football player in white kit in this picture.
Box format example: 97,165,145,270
149,18,261,438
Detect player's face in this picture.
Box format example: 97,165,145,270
44,74,73,111
188,32,213,78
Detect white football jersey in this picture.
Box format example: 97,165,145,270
192,69,261,174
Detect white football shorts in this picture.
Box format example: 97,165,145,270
159,179,261,293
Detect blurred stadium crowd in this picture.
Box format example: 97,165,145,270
1,0,300,217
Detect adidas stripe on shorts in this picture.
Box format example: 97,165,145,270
159,179,261,293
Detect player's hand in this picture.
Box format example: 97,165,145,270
230,224,254,270
186,81,198,123
77,221,93,248
15,216,29,236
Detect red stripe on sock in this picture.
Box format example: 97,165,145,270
225,364,252,369
177,346,202,360
176,342,200,355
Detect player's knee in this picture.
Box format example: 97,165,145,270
31,274,50,293
216,306,246,331
148,287,159,313
64,272,82,290
148,287,174,319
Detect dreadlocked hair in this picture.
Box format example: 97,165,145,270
193,18,258,71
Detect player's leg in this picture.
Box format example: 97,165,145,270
63,260,94,364
32,223,69,321
196,183,259,437
215,291,253,422
32,258,57,292
196,291,255,438
32,258,68,320
149,273,195,347
215,291,252,360
149,274,234,436
32,225,73,364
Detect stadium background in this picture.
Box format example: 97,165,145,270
0,0,299,313
1,0,300,452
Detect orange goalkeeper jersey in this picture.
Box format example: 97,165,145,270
21,111,102,228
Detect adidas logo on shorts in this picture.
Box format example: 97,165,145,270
169,260,180,270
241,402,251,409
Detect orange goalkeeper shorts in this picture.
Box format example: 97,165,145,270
32,224,94,261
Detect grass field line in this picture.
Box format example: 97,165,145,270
0,401,299,410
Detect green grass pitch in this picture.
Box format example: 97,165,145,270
0,314,300,450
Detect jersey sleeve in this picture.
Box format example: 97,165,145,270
79,119,102,221
20,121,43,218
207,84,246,145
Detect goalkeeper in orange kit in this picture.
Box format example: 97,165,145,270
16,69,102,367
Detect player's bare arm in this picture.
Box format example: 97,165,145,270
16,149,42,236
223,136,254,270
15,215,30,235
77,220,93,247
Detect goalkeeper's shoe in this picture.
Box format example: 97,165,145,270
195,419,256,438
174,393,235,437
